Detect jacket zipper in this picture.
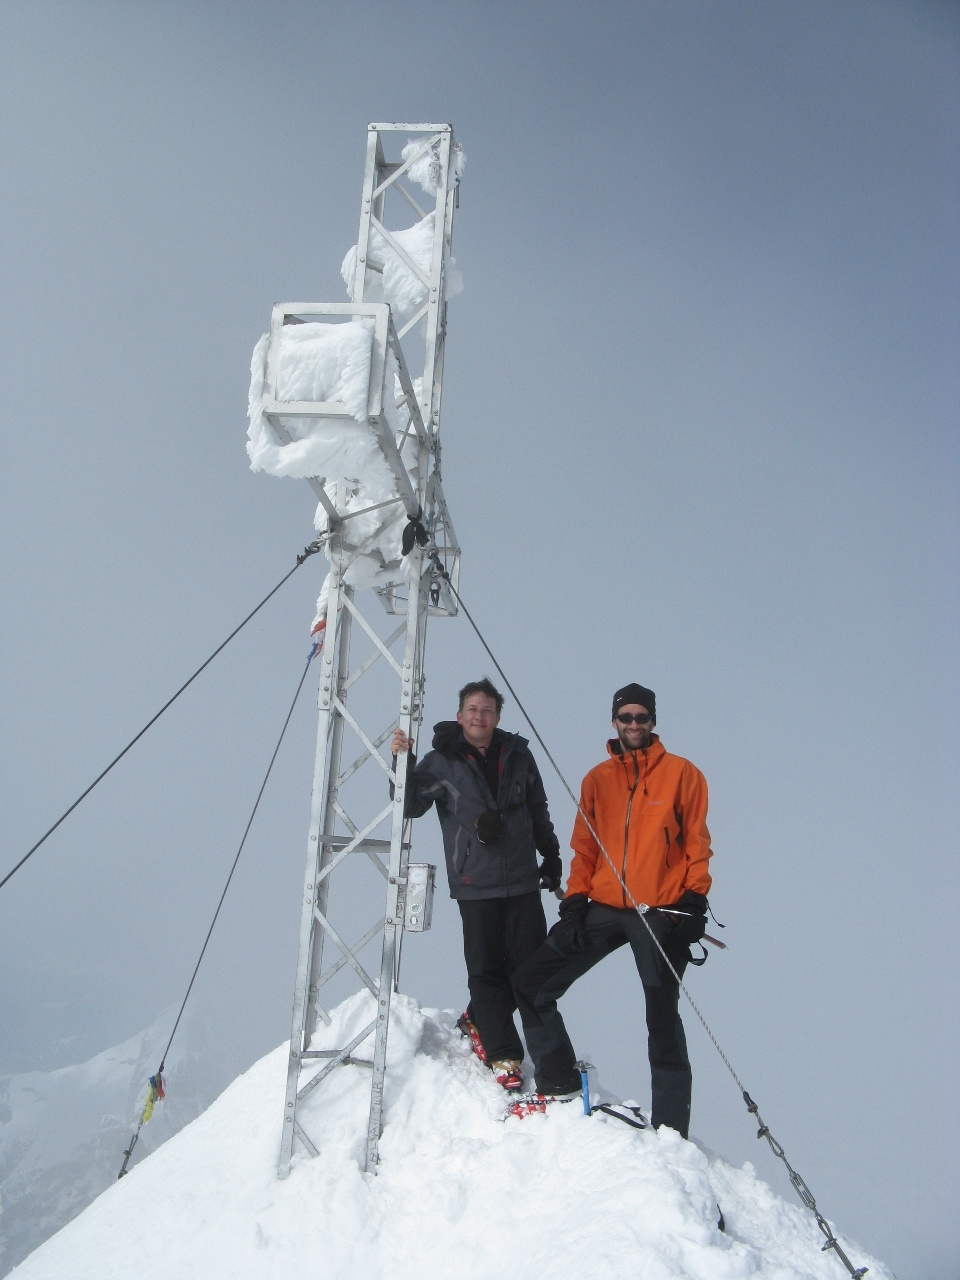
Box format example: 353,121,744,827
621,752,641,908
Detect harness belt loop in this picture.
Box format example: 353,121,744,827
688,942,709,967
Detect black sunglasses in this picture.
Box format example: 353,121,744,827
616,712,652,726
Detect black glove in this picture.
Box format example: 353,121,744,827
475,810,503,845
665,890,708,944
548,893,590,954
538,852,562,893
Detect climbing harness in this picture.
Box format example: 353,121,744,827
426,550,867,1279
2,537,326,893
117,644,317,1178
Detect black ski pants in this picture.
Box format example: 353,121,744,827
457,891,547,1063
511,902,693,1136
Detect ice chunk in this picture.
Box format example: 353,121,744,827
246,320,395,490
401,136,466,196
273,318,374,420
247,318,415,615
341,211,463,324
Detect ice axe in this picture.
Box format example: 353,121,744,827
657,906,726,949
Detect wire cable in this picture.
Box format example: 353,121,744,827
2,539,325,893
118,648,316,1178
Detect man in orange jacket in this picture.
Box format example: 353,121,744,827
511,683,713,1137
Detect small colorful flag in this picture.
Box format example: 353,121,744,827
140,1071,165,1125
308,616,327,661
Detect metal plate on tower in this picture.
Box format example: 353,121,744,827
403,864,436,932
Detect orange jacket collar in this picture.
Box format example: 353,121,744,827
605,734,664,763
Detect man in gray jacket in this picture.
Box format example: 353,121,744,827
391,678,562,1090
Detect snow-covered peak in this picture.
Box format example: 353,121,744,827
11,993,889,1280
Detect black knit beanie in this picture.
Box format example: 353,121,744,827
611,683,657,724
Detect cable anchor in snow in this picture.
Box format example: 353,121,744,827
117,1071,165,1179
117,1138,137,1179
741,1092,867,1277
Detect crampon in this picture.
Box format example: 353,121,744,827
491,1059,524,1092
456,1011,487,1065
505,1090,581,1119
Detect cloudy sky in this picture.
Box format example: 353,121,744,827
2,3,957,1276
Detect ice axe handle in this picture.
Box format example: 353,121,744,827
575,1060,594,1115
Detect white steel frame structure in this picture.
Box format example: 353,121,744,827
276,124,462,1177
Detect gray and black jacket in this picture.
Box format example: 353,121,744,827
398,721,561,901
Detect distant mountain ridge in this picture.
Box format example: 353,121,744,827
0,1006,214,1276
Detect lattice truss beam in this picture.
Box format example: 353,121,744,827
274,125,462,1177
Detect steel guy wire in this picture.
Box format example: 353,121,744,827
2,538,326,893
118,647,316,1179
426,551,867,1279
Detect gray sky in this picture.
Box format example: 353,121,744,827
2,2,957,1276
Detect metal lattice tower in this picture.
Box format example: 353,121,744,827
274,124,462,1177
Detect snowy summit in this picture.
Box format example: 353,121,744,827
11,993,890,1280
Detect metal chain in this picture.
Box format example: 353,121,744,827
742,1091,867,1275
427,552,867,1279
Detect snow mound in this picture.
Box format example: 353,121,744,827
10,994,891,1280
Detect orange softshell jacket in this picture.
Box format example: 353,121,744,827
566,737,713,909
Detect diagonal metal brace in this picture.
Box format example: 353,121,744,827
312,907,379,998
296,1019,377,1102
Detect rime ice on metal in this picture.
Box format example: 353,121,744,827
248,124,463,1175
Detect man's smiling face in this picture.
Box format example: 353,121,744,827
613,703,654,752
458,693,500,749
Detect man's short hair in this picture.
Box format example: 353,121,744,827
458,678,504,714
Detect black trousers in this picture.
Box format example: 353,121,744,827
457,891,547,1062
511,902,693,1136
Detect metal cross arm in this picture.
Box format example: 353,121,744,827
295,1021,378,1105
262,302,425,523
313,806,396,886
